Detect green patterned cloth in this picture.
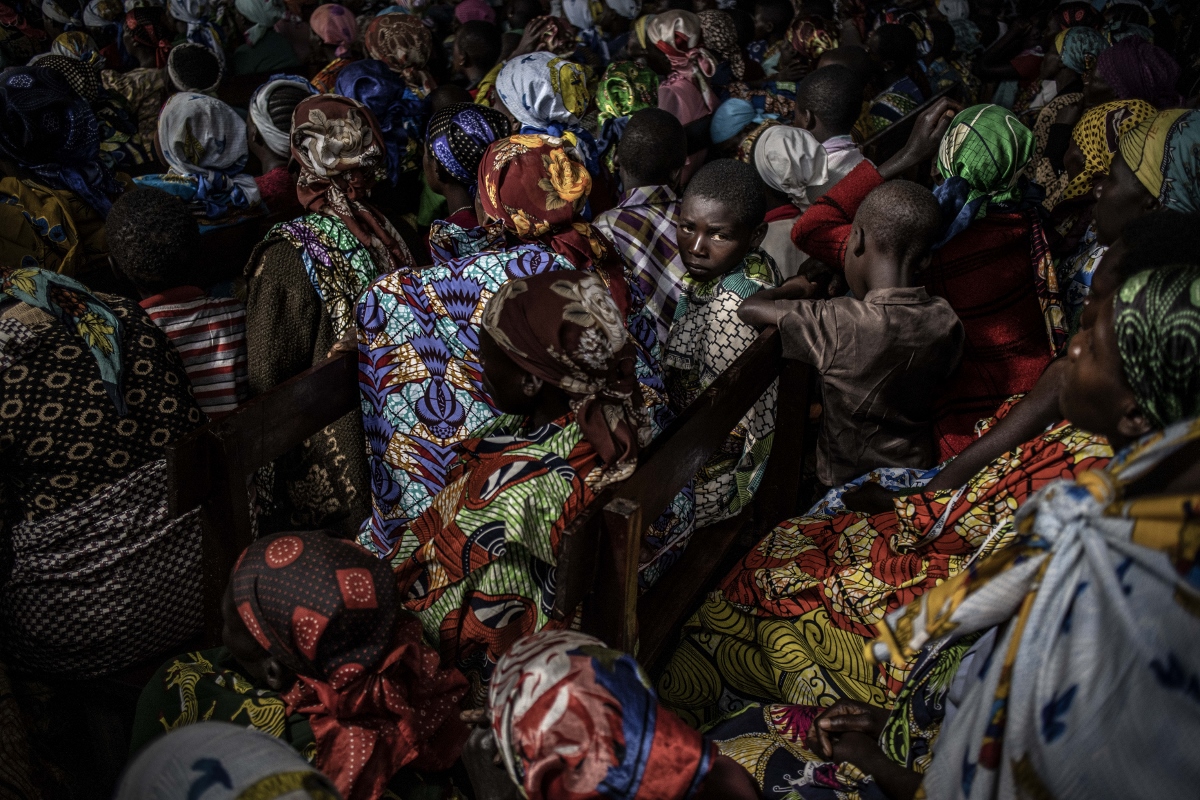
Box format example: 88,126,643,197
1114,265,1200,428
271,213,386,337
663,250,780,526
595,61,659,127
937,103,1035,211
389,412,605,704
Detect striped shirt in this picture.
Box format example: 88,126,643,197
593,184,686,342
140,287,249,417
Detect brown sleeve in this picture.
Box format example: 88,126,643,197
244,239,322,398
776,298,839,373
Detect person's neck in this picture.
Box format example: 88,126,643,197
617,169,670,197
464,63,487,84
259,152,287,173
528,390,572,430
440,182,475,220
811,120,848,144
863,254,910,292
764,186,791,212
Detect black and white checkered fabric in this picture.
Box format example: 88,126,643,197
0,458,204,678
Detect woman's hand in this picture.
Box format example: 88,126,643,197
807,699,891,760
879,97,961,180
511,16,555,57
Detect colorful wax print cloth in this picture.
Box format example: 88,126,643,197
663,250,780,527
269,213,386,339
388,413,603,703
657,399,1112,728
356,244,574,556
806,466,938,517
1056,223,1106,333
882,417,1200,800
100,66,166,154
853,75,924,141
489,630,718,800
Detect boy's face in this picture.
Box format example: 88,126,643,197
677,195,764,284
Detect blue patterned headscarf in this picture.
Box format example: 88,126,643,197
425,101,509,195
0,66,123,216
334,58,429,184
710,97,774,144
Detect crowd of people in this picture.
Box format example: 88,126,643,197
0,0,1198,796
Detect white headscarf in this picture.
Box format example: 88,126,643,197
82,0,120,31
248,74,315,158
753,125,830,211
234,0,285,45
156,92,261,212
115,722,341,800
40,0,79,24
937,0,970,21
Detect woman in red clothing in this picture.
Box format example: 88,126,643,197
793,99,1067,459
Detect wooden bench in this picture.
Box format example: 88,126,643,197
168,328,812,657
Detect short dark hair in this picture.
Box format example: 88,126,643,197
167,42,222,92
926,18,955,60
856,180,939,267
428,84,474,112
817,44,871,82
617,108,686,187
754,0,794,33
873,23,918,65
683,158,767,229
1117,211,1200,282
266,84,310,132
796,65,864,134
457,20,502,70
107,187,200,290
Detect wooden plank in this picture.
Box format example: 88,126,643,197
553,328,784,623
753,359,812,532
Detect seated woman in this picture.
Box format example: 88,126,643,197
245,95,414,535
0,65,124,283
101,10,170,153
704,260,1200,800
473,14,578,109
132,530,467,800
388,271,648,700
134,92,265,231
0,257,205,678
658,209,1195,728
231,0,300,75
797,100,1067,460
1053,98,1155,329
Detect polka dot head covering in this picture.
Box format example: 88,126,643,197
231,531,468,800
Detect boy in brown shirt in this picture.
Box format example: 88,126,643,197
739,180,964,487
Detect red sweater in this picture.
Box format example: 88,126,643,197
792,160,1055,459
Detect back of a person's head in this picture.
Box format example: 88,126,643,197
857,179,940,268
107,187,200,291
428,83,474,111
729,8,756,48
618,108,686,187
874,23,918,65
926,18,955,59
1116,210,1200,284
817,44,871,82
796,65,863,134
167,42,222,93
457,19,502,70
756,0,794,34
265,84,309,136
684,158,767,229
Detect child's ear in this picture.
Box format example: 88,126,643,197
795,108,815,131
850,225,866,257
749,221,767,250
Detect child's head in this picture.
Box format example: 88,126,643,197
617,108,687,191
453,19,502,76
845,180,939,296
793,65,864,140
678,159,767,283
106,187,200,293
868,23,918,70
816,44,872,83
752,0,793,41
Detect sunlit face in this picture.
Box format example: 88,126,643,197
677,195,761,283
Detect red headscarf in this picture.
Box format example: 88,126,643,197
232,531,468,800
123,8,171,68
290,94,413,273
481,271,647,480
477,134,630,315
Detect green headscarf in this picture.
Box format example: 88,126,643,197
933,104,1034,246
1114,265,1200,429
595,60,659,127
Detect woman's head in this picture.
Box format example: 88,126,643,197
156,92,259,214
424,101,510,194
123,7,172,67
787,13,838,66
233,0,284,44
488,630,717,800
50,30,102,65
595,60,659,128
364,12,434,90
698,9,743,79
290,93,384,200
1062,264,1200,446
1060,98,1155,205
247,74,314,160
0,66,122,215
309,2,357,58
709,98,769,150
495,51,591,134
334,58,428,183
752,125,828,211
1094,109,1200,245
1085,35,1181,108
478,134,590,236
166,41,222,93
1050,25,1108,77
645,9,716,107
481,271,646,475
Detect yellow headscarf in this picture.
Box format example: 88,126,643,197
1118,108,1200,212
1061,99,1156,202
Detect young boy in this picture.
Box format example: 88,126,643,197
107,187,249,418
664,159,780,526
593,108,688,342
793,65,867,190
748,0,794,75
739,180,963,488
